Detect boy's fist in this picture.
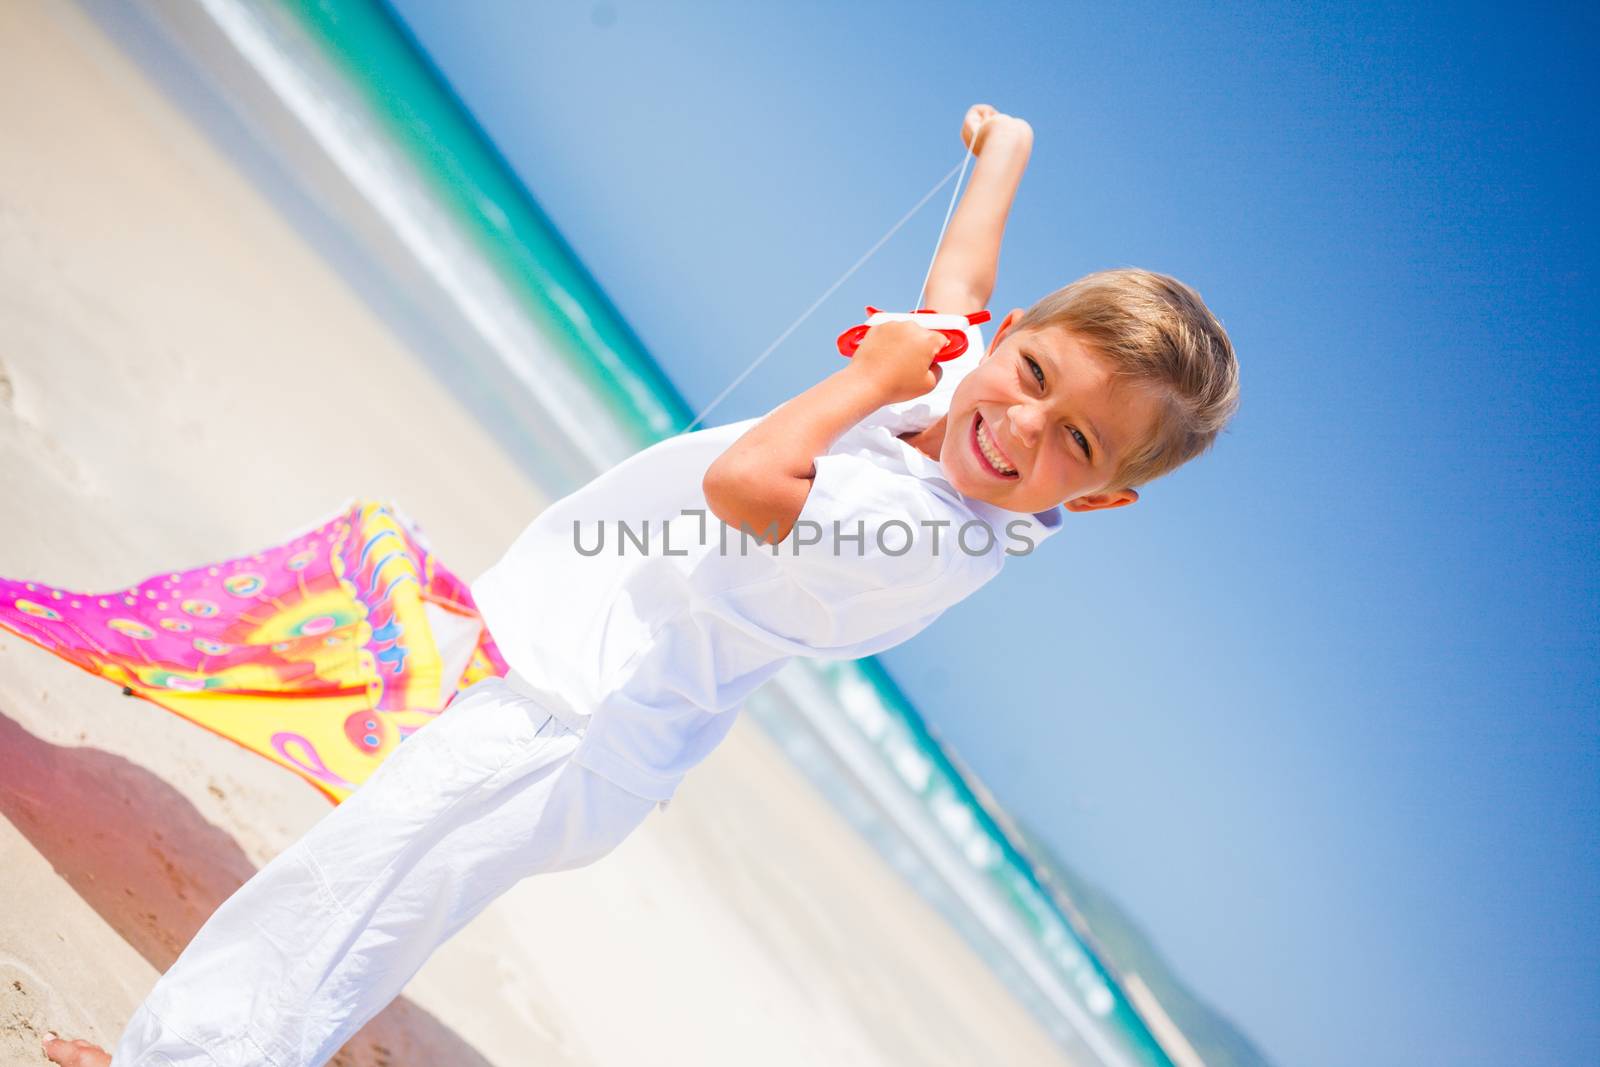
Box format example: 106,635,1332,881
961,103,1032,155
848,320,946,404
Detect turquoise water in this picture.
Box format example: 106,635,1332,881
221,0,1179,1061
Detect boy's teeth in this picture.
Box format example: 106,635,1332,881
977,418,1016,474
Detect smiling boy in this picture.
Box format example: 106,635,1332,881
904,269,1234,515
705,106,1235,544
47,104,1238,1067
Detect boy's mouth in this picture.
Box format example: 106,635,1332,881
971,414,1019,479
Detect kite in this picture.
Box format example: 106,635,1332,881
0,499,507,803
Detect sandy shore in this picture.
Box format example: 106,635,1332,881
0,4,1077,1065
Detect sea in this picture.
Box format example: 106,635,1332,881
109,1,1182,1063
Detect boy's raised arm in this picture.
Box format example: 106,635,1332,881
702,321,948,544
921,104,1034,313
704,104,1032,544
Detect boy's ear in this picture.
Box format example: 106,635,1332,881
1063,488,1139,513
986,308,1028,355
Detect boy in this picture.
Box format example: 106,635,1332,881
47,104,1237,1066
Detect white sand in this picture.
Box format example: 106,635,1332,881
0,3,1079,1065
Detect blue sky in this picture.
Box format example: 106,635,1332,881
383,2,1597,1064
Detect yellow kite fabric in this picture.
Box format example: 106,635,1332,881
0,500,509,803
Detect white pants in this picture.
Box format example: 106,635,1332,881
111,676,657,1066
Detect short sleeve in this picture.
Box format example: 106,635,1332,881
710,449,1000,654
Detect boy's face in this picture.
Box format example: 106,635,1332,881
937,310,1165,514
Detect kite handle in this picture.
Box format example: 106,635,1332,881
835,306,990,364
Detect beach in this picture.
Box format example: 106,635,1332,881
0,4,1080,1065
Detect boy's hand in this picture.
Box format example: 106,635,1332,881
846,320,946,404
961,103,1033,156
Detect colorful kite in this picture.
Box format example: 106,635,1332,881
0,499,508,803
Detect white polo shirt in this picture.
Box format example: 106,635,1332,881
470,328,1064,802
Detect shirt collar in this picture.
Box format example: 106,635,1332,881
968,497,1065,546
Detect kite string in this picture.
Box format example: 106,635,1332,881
682,136,981,434
914,124,981,310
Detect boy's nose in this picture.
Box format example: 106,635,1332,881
1006,402,1045,448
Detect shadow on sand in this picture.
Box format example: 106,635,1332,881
0,708,494,1067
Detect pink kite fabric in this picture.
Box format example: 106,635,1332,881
0,500,509,802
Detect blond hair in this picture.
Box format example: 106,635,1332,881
1017,268,1239,491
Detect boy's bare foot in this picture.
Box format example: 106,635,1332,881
42,1034,111,1066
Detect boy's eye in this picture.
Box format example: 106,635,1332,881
1024,355,1093,461
1023,355,1046,389
1069,427,1092,460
